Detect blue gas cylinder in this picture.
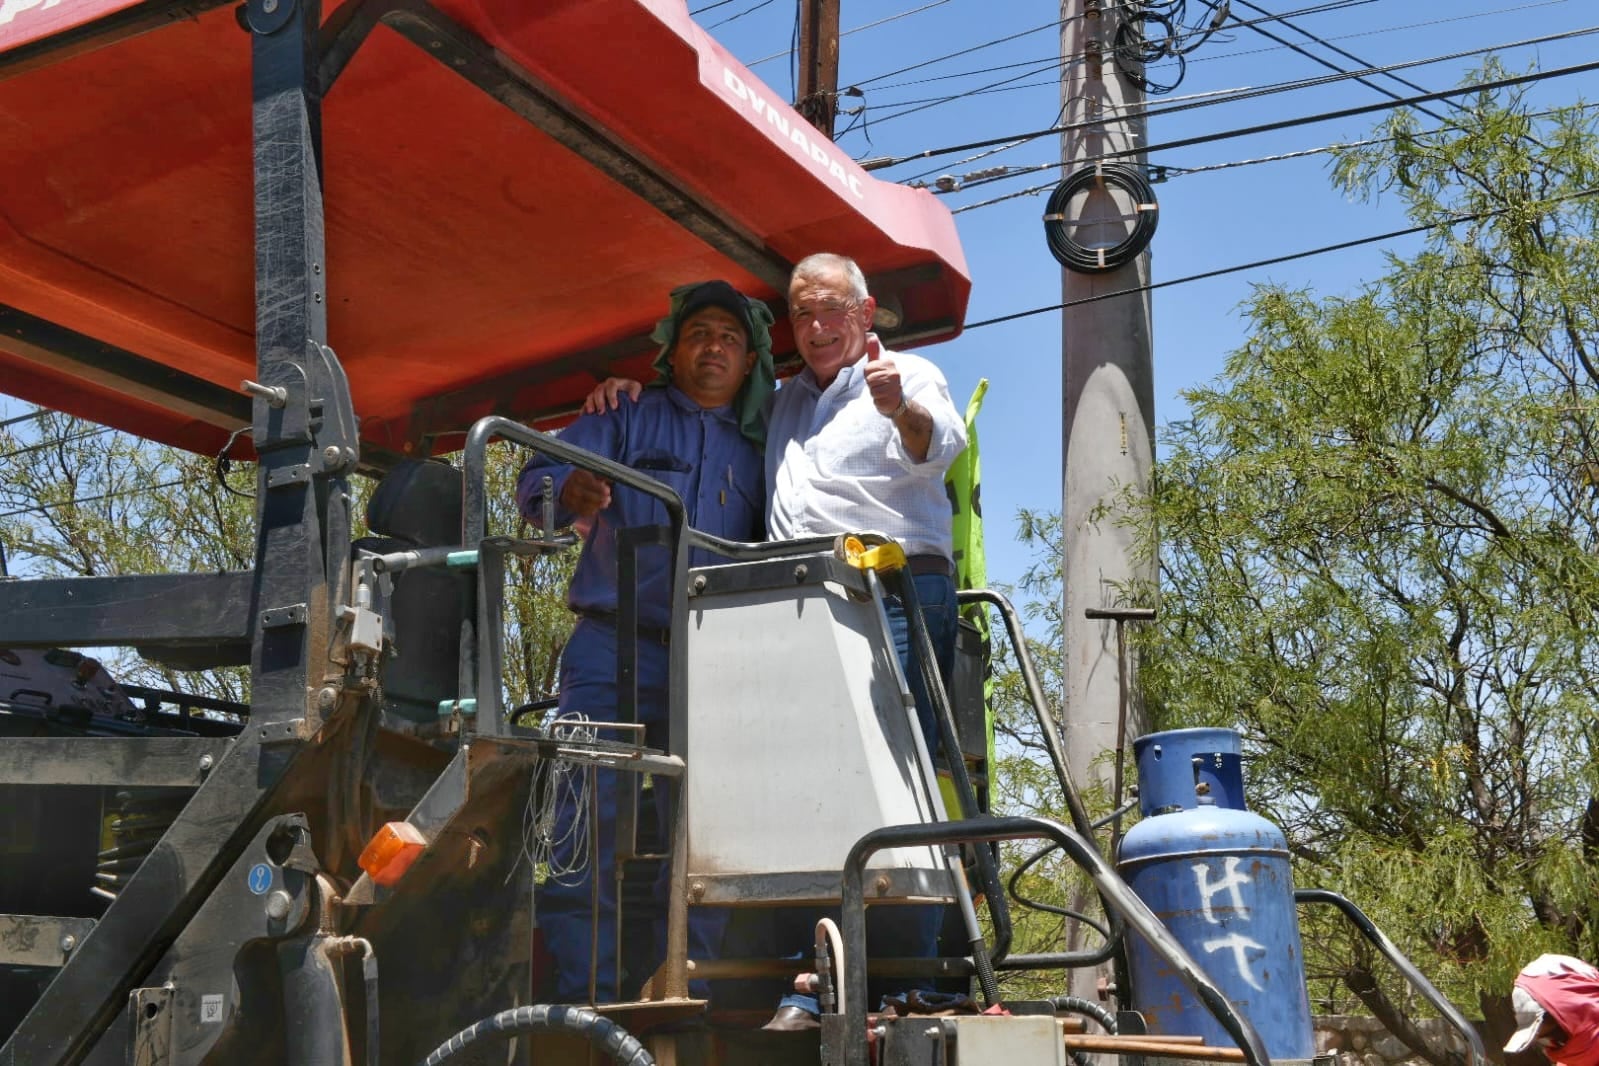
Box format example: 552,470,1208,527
1118,729,1315,1060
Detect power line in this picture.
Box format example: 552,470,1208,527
0,478,191,522
963,185,1599,330
747,0,962,69
866,46,1599,172
708,0,776,31
891,20,1599,151
0,408,50,431
1226,0,1454,123
862,0,1572,98
845,0,1380,129
0,427,114,463
845,13,1072,91
945,97,1599,207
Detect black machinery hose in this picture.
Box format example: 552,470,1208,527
1043,163,1159,273
418,1005,654,1066
1054,994,1119,1066
1052,994,1118,1034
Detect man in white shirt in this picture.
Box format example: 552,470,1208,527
770,252,967,751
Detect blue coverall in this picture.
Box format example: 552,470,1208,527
517,386,763,1003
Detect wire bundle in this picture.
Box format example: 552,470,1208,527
1043,163,1160,272
1115,0,1233,94
517,711,596,887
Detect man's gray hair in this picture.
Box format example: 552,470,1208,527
790,252,869,301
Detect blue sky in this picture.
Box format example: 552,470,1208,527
695,0,1599,596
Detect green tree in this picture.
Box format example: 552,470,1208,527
1140,71,1599,1035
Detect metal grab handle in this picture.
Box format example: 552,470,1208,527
882,568,1011,981
956,589,1098,844
955,588,1125,971
838,816,1272,1066
1296,889,1486,1066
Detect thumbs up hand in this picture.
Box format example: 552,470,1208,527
862,334,905,417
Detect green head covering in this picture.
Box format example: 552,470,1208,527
649,280,775,448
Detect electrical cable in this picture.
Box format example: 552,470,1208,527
1229,0,1456,122
520,711,595,888
746,0,955,70
1043,164,1160,272
946,97,1599,207
843,13,1074,92
863,47,1599,172
0,408,52,431
0,426,113,463
213,424,255,500
846,0,1376,131
707,0,775,31
0,478,190,521
961,183,1599,331
873,20,1599,168
1006,841,1112,936
1115,8,1188,96
857,56,1082,133
864,0,1575,120
1093,21,1599,143
865,0,1567,96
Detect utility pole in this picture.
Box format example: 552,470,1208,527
796,0,841,137
1059,0,1157,988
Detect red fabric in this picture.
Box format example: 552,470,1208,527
1517,955,1599,1066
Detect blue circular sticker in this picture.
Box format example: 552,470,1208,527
247,863,273,895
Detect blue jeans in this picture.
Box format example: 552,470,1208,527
885,571,959,759
779,571,958,1014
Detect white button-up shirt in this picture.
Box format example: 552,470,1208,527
766,345,967,559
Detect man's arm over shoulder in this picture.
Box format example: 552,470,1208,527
581,377,645,415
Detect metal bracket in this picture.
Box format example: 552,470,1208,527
306,341,360,473
256,717,311,744
126,985,175,1066
265,464,312,489
260,604,307,628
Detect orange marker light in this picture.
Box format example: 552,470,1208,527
358,822,428,886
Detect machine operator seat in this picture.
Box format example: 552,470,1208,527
355,459,469,729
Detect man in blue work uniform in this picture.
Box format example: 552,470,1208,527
581,254,968,1027
517,280,773,1004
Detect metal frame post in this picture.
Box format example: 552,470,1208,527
0,2,356,1059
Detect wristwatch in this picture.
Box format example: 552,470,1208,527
886,395,909,419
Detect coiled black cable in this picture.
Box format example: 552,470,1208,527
1043,163,1159,273
418,1004,654,1066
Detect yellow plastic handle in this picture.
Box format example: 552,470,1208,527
841,535,906,574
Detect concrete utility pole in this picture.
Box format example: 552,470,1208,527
1059,0,1157,954
796,0,841,136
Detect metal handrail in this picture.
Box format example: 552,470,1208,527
955,588,1123,970
838,816,1272,1066
1296,889,1486,1066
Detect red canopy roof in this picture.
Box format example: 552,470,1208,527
0,0,969,457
